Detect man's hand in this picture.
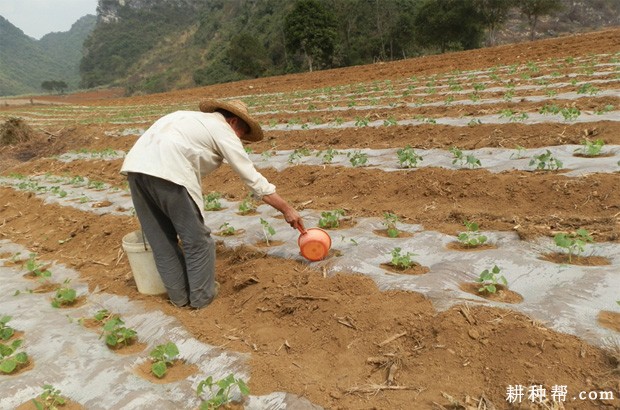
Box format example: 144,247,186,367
262,193,305,233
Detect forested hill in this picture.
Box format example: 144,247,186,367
0,15,96,97
80,0,620,96
2,0,618,97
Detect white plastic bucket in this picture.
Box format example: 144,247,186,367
121,231,167,295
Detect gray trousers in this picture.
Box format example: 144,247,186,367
127,172,216,308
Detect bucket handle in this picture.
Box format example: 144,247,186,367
140,230,148,251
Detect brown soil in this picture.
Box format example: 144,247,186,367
380,262,430,276
15,397,84,410
51,295,88,309
445,242,498,251
0,28,619,409
133,359,198,384
598,311,620,333
252,240,285,248
108,340,147,355
213,228,246,237
539,253,612,266
459,283,524,304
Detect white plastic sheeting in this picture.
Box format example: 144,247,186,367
0,241,321,409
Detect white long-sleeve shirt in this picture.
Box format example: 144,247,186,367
120,111,276,212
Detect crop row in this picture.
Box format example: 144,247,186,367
3,93,618,131
0,250,252,408
1,53,617,127
42,142,620,176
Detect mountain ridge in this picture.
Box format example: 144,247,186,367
0,15,96,97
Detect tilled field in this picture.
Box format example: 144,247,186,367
0,28,619,409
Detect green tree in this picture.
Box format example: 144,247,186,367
329,0,375,65
518,0,562,40
41,81,54,93
474,0,516,45
388,0,421,60
284,0,337,71
227,33,270,78
414,0,485,52
41,80,68,94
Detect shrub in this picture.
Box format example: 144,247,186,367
0,117,34,146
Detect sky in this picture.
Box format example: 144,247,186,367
0,0,98,40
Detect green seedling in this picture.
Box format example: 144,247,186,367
25,253,52,279
561,106,581,121
383,212,400,238
49,186,68,198
503,90,515,101
77,194,92,203
150,341,180,378
287,147,311,164
286,117,301,127
577,83,599,95
545,89,558,97
197,373,250,410
318,209,345,229
260,149,274,159
499,109,528,122
8,172,26,179
450,147,481,169
554,228,593,263
0,316,15,340
319,147,339,164
238,195,257,215
457,220,488,247
396,145,423,168
539,103,560,115
101,317,137,347
0,339,28,374
383,116,397,126
203,192,223,211
414,115,436,124
476,265,507,294
51,280,77,308
354,116,369,127
32,384,67,410
347,150,368,167
93,309,114,323
259,218,276,245
9,252,22,263
509,145,527,160
529,149,563,170
575,138,604,157
595,104,614,115
449,81,463,92
218,223,237,236
390,247,416,270
87,180,106,190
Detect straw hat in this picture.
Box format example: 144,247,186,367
199,99,264,142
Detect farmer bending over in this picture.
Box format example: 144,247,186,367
121,99,304,309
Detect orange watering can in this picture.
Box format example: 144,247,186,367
298,227,331,261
